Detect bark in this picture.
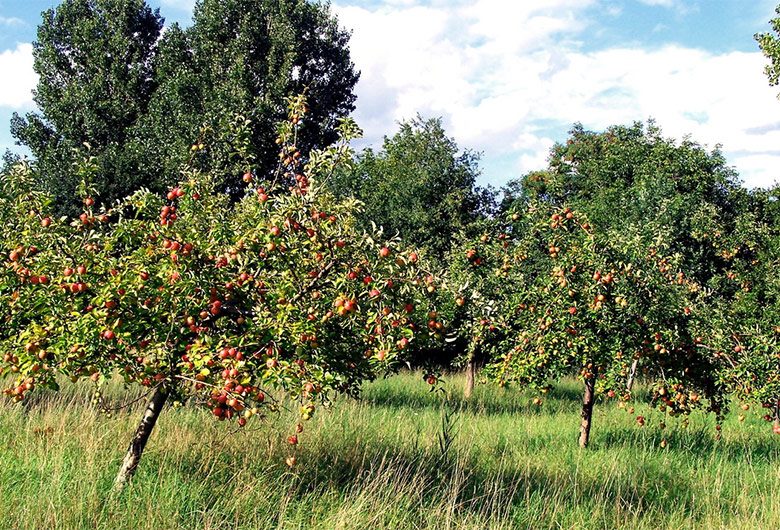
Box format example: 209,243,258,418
114,384,169,490
626,358,639,391
464,358,476,399
579,376,596,448
774,404,780,434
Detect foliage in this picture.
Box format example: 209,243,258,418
757,5,780,94
10,0,163,214
11,0,359,214
506,122,743,288
329,117,495,263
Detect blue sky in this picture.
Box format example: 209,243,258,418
1,0,780,188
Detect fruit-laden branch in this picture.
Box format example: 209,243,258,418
290,260,336,305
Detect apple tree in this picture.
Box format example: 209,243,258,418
701,186,780,433
0,97,441,487
452,201,724,447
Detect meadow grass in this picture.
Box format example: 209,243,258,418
1,372,779,529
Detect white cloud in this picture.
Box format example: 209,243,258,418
333,1,780,189
0,16,24,27
638,0,676,6
0,43,36,109
159,0,196,12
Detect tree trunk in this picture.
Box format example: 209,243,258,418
626,358,639,391
114,384,169,490
579,377,596,448
464,358,476,399
774,404,780,435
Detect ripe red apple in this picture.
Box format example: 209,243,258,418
380,247,391,258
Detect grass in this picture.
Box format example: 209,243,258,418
1,372,780,529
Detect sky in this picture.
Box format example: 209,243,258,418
1,0,780,189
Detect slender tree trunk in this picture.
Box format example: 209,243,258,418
579,377,596,448
114,384,169,490
774,404,780,434
464,357,476,399
626,358,639,391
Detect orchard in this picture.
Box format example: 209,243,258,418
3,1,780,527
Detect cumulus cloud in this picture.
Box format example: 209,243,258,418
0,43,36,109
333,1,780,188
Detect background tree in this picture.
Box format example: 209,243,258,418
11,0,359,213
757,5,780,96
329,117,495,263
138,0,359,197
451,201,724,447
10,0,163,213
702,184,780,432
507,122,742,288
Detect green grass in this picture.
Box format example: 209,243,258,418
2,373,779,529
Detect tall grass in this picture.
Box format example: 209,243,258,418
1,373,779,529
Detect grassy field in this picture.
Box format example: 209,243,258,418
1,372,779,530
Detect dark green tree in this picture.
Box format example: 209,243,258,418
757,5,780,94
10,0,164,213
330,117,494,262
11,0,359,212
138,0,359,197
505,122,743,287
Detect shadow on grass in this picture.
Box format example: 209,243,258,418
596,423,780,463
360,378,646,419
155,424,707,527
